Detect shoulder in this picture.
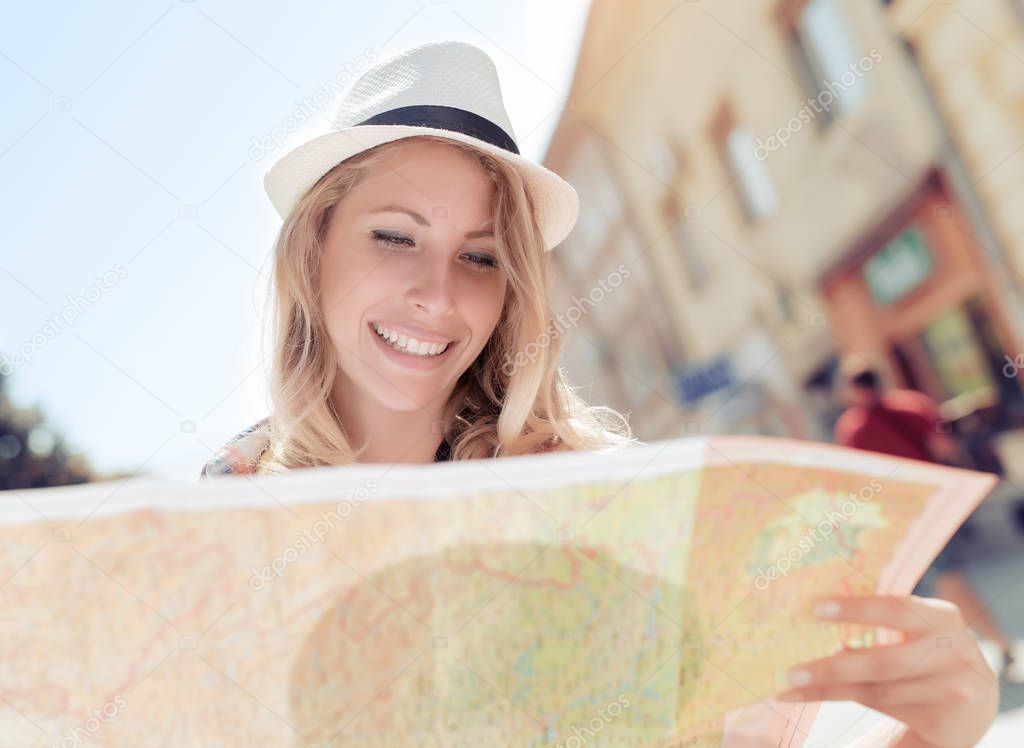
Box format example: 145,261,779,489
199,416,272,479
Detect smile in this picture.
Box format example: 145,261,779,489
372,322,452,357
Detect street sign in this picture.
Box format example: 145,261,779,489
676,356,734,404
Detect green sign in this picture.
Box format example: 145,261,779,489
864,230,934,305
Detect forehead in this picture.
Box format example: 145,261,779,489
349,140,497,216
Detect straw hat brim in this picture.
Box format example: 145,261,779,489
264,124,579,252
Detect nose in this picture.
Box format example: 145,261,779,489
406,251,456,317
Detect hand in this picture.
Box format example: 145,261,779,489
775,594,999,748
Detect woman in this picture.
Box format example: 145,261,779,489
197,130,629,474
201,41,999,746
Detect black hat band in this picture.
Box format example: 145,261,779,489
355,104,520,155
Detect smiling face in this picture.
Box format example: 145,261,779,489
319,139,508,416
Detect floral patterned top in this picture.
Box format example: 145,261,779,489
198,416,452,478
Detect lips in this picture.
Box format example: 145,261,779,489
368,319,456,368
371,322,454,358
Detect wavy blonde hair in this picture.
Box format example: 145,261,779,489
257,134,633,472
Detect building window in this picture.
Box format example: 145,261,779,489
711,102,779,223
664,196,709,290
610,306,674,407
623,224,687,366
560,137,625,282
727,125,779,222
648,136,686,186
777,284,795,323
784,0,868,124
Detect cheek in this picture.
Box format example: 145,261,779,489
320,244,396,314
319,253,376,342
462,276,507,341
322,242,372,295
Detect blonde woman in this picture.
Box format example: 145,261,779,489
200,42,998,747
198,126,628,474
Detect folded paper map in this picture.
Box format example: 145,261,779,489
0,436,996,747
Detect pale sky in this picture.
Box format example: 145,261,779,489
0,0,591,479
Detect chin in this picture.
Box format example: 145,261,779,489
366,380,450,412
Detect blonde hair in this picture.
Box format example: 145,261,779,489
257,134,633,472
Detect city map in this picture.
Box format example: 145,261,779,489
0,436,996,746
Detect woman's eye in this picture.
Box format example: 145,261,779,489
372,231,413,249
463,253,500,271
371,232,497,270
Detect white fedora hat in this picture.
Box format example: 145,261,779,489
264,40,579,252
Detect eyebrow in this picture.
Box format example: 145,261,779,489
368,204,495,239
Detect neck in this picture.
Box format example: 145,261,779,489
330,375,448,464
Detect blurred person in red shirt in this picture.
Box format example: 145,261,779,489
834,366,959,463
835,361,1024,682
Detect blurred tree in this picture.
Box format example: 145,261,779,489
0,371,96,489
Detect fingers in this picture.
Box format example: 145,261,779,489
812,594,964,638
777,594,1002,748
776,663,999,748
776,671,972,707
783,633,946,688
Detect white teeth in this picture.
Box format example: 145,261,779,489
373,323,450,357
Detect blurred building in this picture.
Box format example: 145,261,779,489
544,0,1024,442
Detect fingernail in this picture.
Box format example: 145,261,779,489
815,600,840,618
787,669,812,687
